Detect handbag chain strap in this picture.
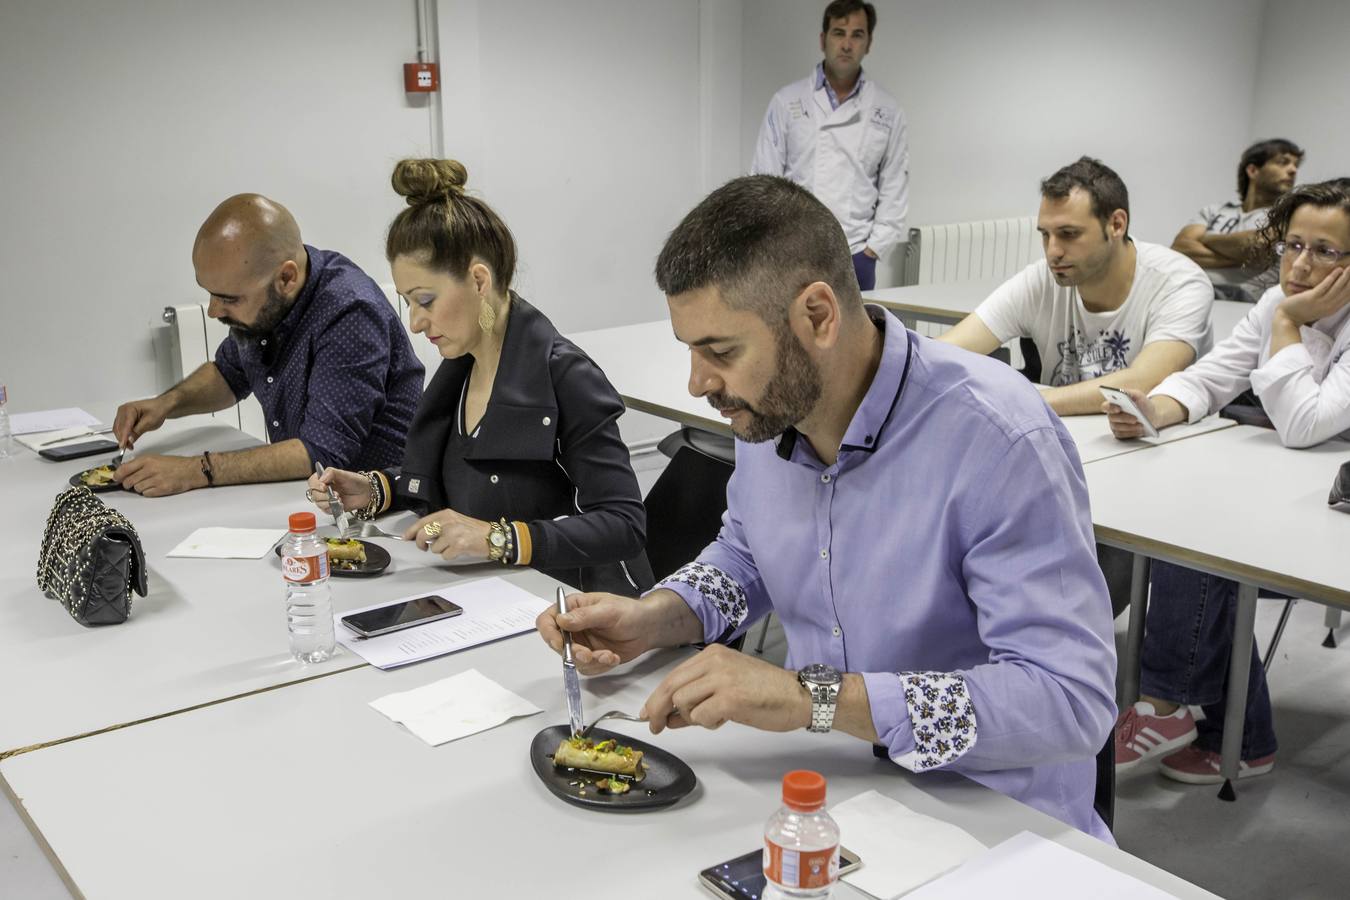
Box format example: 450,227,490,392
36,486,139,619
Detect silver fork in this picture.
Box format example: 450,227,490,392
579,710,648,738
347,519,408,541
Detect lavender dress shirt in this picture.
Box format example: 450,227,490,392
660,306,1118,841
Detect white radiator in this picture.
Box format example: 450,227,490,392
901,216,1039,286
899,216,1039,362
161,284,416,443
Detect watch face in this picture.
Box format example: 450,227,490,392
489,532,506,548
800,663,842,686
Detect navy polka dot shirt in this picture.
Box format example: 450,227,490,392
214,245,424,470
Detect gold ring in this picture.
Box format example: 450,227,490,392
423,521,443,538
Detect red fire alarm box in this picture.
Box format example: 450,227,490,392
404,62,439,93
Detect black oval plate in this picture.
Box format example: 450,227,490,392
530,725,696,812
69,468,125,493
274,539,391,578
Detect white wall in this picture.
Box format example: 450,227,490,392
740,0,1266,283
0,0,434,415
435,0,705,335
1250,0,1350,184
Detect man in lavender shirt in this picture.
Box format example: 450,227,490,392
536,176,1117,840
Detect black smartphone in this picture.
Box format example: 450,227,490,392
38,439,119,462
340,595,463,638
699,847,862,900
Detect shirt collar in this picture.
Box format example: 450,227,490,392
814,62,866,110
774,305,913,463
272,245,319,342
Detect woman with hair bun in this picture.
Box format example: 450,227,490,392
310,158,654,595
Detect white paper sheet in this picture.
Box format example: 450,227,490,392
166,527,288,559
903,831,1182,900
9,408,101,436
369,668,542,745
832,790,987,899
335,578,551,670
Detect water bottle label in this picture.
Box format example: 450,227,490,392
282,553,328,583
764,841,838,889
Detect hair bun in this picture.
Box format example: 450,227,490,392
391,158,469,206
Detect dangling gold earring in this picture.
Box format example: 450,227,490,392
478,298,497,334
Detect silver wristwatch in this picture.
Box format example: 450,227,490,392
798,663,843,733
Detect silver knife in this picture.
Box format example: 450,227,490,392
558,587,585,738
315,462,350,536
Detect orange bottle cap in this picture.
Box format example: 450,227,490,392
782,769,826,811
288,512,317,533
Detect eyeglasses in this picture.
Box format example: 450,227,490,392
1274,240,1350,266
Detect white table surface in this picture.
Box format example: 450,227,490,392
0,423,528,758
1,626,1218,900
1057,413,1236,465
1086,425,1350,606
864,278,1002,321
572,319,731,436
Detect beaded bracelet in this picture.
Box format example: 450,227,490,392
353,470,384,520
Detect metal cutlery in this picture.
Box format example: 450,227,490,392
346,519,408,541
314,462,352,536
579,709,648,738
558,587,586,738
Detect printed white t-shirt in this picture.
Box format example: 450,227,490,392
975,240,1215,387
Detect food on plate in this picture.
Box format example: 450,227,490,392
595,777,631,795
553,736,644,778
324,537,367,570
79,465,116,487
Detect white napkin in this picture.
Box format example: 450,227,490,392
369,668,542,746
166,527,288,559
833,790,987,899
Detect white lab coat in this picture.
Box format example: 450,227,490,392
751,69,909,260
1151,286,1350,448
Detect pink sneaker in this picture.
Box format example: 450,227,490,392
1159,746,1275,784
1114,701,1197,772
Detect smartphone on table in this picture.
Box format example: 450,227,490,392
339,595,462,638
38,439,119,462
1099,386,1159,438
699,847,862,899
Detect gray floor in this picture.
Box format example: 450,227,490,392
4,450,1347,899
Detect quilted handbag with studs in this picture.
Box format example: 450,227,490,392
35,486,147,626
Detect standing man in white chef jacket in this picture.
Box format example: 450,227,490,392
751,0,909,291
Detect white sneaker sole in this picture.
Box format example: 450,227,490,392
1160,757,1275,785
1114,725,1198,773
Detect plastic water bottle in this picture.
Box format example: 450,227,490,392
0,383,12,459
281,512,336,663
763,770,840,899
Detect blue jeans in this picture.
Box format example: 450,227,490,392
1139,561,1278,758
852,250,877,291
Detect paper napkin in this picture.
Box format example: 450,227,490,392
369,668,542,746
166,527,288,559
833,789,988,898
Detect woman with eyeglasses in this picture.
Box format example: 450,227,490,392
308,158,654,596
1103,178,1350,785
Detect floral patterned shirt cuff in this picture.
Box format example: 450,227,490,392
656,562,749,642
891,671,977,771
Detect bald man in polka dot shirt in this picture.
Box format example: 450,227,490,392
112,195,423,496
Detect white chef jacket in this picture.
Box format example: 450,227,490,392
751,66,910,260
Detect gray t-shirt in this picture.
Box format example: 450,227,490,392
1189,201,1278,303
975,241,1214,387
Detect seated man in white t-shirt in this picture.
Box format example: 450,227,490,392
1170,138,1303,303
940,156,1214,416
